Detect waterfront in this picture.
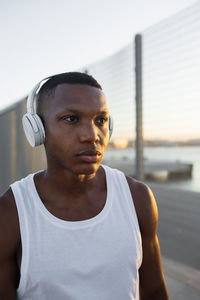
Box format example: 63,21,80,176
104,146,200,193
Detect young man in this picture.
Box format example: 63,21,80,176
0,72,169,299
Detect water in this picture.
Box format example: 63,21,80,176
104,146,200,193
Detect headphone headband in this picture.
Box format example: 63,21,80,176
27,76,52,114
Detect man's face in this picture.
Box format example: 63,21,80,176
43,83,110,175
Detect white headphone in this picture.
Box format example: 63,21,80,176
22,75,113,147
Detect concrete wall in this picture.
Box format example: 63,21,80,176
0,98,46,195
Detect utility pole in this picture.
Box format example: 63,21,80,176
135,34,144,181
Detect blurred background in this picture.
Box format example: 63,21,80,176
0,0,200,299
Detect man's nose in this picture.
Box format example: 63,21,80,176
79,122,100,143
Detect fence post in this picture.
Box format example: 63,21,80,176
135,34,144,181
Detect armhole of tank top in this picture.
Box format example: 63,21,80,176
10,180,30,297
117,171,143,267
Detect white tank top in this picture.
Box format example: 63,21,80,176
11,165,142,300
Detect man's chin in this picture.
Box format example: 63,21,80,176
74,162,101,176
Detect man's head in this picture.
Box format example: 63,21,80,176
27,72,111,175
36,72,102,118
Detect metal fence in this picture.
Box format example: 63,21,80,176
79,43,135,142
80,2,200,143
142,1,200,142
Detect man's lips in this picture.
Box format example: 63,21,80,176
77,149,101,156
76,149,101,163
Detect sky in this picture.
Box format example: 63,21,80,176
0,0,198,111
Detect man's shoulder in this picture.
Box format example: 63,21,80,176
0,188,16,214
103,165,154,203
0,171,38,214
0,188,20,252
126,175,153,201
125,176,158,235
0,187,19,227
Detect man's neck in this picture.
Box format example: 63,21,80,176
34,164,104,201
33,165,107,221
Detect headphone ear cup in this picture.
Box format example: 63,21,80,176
109,116,113,139
33,114,45,144
22,113,45,147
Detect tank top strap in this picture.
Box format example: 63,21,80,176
102,164,142,267
102,164,140,231
10,173,36,296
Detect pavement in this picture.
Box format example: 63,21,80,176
149,183,200,270
147,183,200,299
162,257,200,299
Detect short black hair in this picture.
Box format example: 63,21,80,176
36,72,102,115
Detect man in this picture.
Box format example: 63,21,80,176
0,72,169,299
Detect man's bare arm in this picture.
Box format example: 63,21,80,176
126,177,169,300
0,189,20,300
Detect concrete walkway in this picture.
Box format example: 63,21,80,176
146,183,200,299
163,257,200,299
149,183,200,269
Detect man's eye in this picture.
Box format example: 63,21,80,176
62,116,78,123
96,117,108,125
